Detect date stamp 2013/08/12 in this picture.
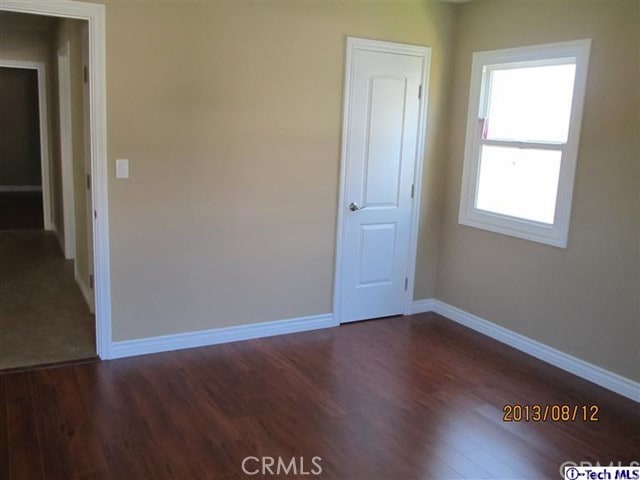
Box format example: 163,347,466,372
503,404,599,422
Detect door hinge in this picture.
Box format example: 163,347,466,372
86,173,91,190
84,66,88,83
411,184,415,198
94,210,97,219
418,85,422,100
404,277,408,290
89,274,94,290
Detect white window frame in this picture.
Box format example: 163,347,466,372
458,40,591,248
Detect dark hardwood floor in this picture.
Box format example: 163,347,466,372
1,313,638,479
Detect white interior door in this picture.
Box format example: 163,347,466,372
82,23,95,313
336,38,429,324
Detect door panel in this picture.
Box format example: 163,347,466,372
363,76,406,207
358,223,397,286
338,41,425,323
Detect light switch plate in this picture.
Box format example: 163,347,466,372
115,159,129,179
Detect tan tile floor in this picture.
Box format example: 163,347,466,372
0,230,95,370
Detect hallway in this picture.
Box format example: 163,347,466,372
0,230,95,370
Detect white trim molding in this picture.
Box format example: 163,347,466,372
0,59,52,230
110,313,335,360
1,0,112,359
412,299,640,402
458,40,591,248
411,298,436,314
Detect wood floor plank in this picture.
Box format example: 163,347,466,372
4,372,42,480
118,358,210,479
73,362,157,480
30,369,77,480
2,313,638,479
42,366,112,479
0,375,10,480
464,448,526,479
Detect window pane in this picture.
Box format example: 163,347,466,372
485,63,576,143
476,146,561,224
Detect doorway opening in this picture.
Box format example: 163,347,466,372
0,2,110,369
0,63,51,231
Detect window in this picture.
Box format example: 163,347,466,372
458,40,591,248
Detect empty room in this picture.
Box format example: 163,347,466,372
0,0,638,479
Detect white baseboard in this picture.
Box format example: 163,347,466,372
412,299,639,402
74,269,95,314
109,313,336,360
411,298,436,314
104,296,639,401
0,185,42,192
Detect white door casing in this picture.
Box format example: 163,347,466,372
334,38,431,324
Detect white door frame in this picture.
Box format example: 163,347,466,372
0,59,53,231
1,0,112,358
333,37,431,324
57,41,76,259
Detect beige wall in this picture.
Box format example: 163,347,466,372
0,26,50,63
437,1,640,381
96,1,455,341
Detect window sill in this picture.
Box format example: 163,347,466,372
458,211,568,248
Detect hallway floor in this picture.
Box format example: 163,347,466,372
0,230,95,370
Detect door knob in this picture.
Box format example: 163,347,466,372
349,202,360,212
